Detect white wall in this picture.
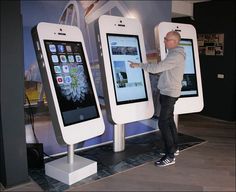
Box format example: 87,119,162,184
172,1,193,18
171,0,210,18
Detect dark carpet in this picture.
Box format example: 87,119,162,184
29,131,205,192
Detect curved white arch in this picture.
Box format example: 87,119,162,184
59,1,133,63
59,0,81,27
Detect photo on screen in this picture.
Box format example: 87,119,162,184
106,34,148,105
114,61,128,88
44,40,99,126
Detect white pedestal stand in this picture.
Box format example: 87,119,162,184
45,144,97,185
113,124,125,152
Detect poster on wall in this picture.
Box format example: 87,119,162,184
197,33,224,56
23,0,171,156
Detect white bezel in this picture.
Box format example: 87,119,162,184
98,15,154,124
154,22,204,114
36,22,105,144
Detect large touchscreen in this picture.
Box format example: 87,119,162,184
107,34,148,105
179,39,198,97
44,40,99,126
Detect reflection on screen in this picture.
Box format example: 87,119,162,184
107,34,148,105
44,40,99,126
179,39,198,97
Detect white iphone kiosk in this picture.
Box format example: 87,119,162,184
155,22,204,125
96,15,154,151
31,22,105,185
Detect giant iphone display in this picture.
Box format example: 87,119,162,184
96,15,154,124
155,22,204,114
31,22,105,145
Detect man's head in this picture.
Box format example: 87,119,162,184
164,31,181,49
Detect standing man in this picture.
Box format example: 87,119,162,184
129,31,185,167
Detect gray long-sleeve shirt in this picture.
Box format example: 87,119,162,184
140,46,186,98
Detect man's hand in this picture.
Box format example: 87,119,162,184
128,60,140,68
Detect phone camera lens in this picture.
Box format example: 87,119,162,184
120,20,122,23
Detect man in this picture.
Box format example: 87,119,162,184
129,31,185,167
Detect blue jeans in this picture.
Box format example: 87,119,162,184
158,94,179,158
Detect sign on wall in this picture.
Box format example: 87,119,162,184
198,33,224,56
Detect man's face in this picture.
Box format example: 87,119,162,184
164,33,179,49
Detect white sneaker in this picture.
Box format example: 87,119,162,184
160,149,179,156
174,149,179,156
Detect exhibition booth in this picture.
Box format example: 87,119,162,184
29,0,203,185
6,0,230,189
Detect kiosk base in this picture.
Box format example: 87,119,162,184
45,155,97,185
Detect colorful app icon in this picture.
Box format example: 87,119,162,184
64,76,72,84
66,45,72,52
57,45,64,52
62,65,69,73
75,55,82,62
51,55,59,63
68,55,74,63
60,55,67,63
54,66,61,73
49,44,56,52
56,76,64,84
